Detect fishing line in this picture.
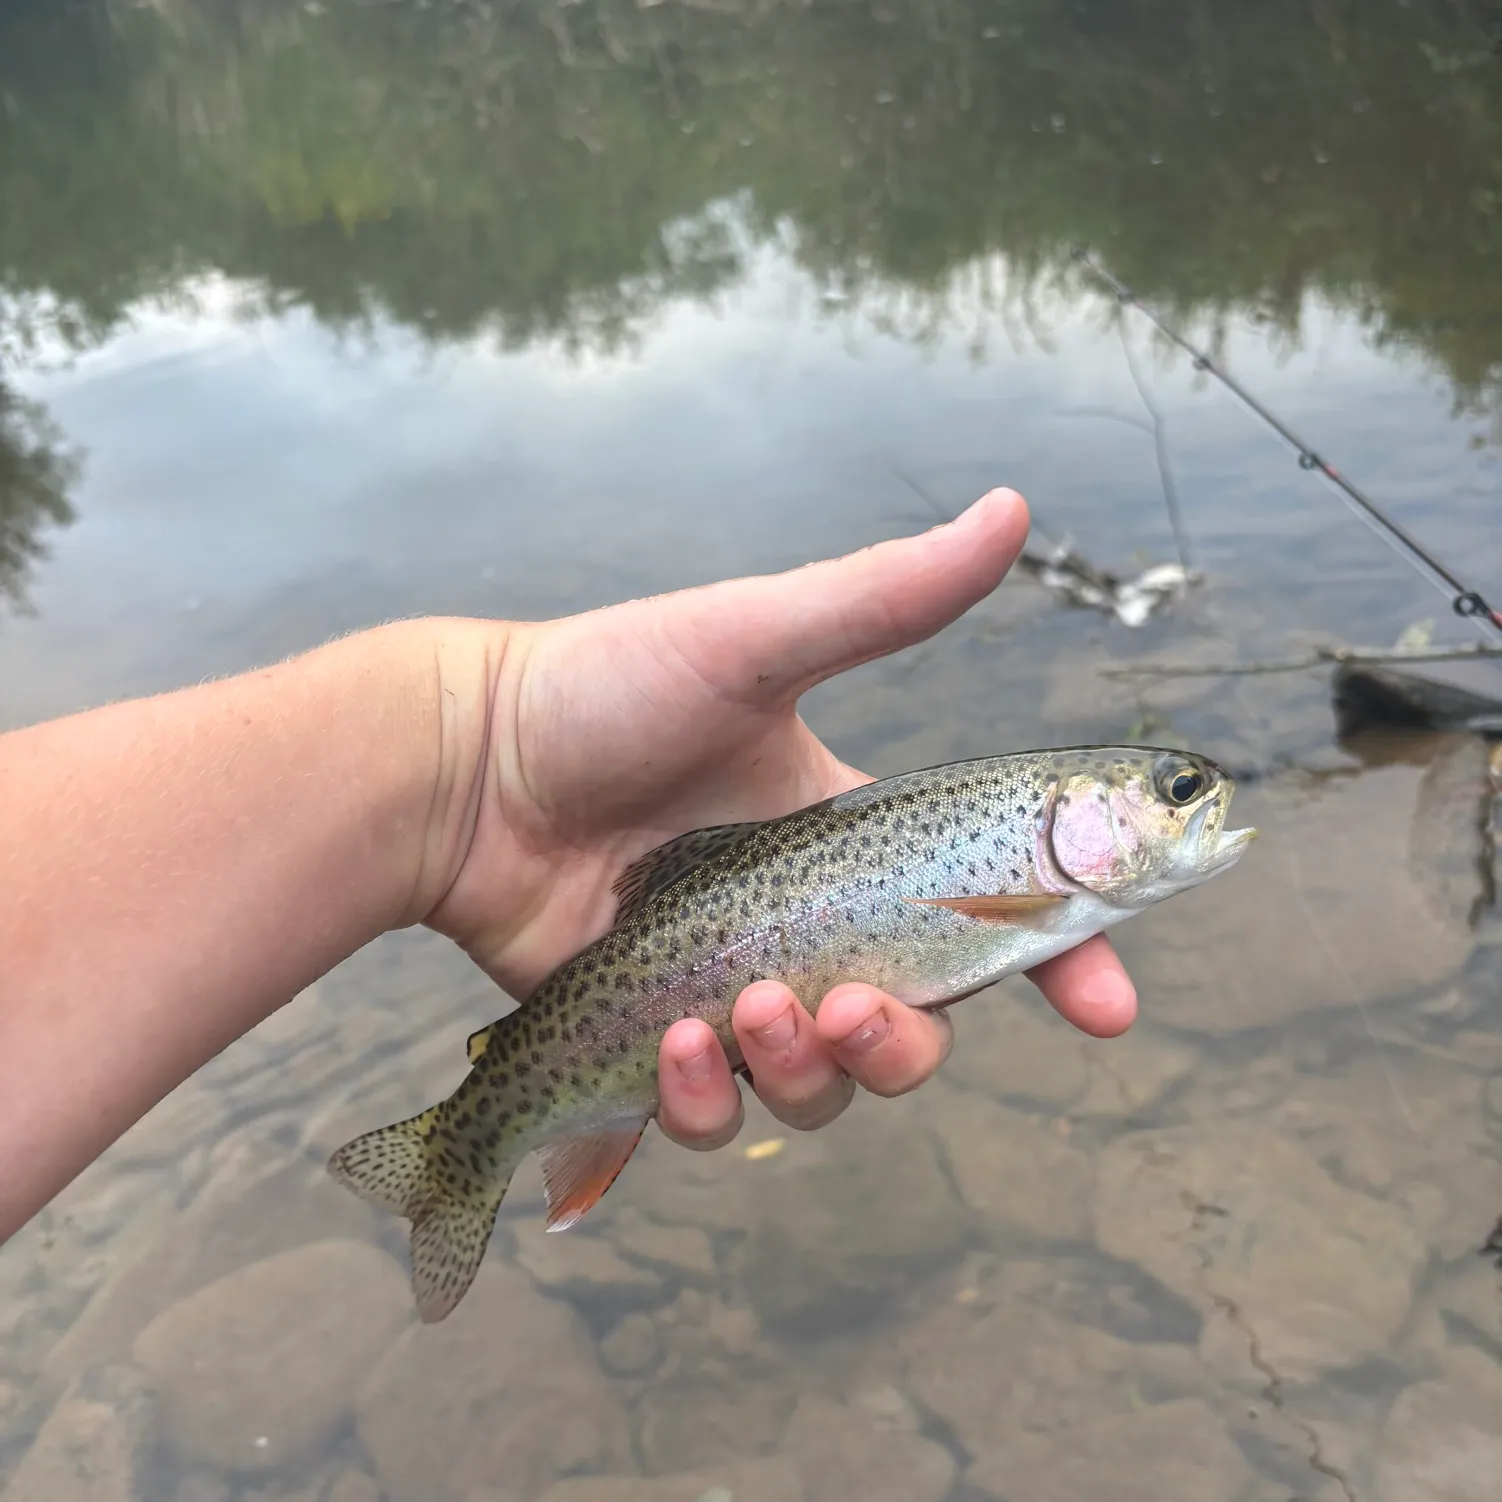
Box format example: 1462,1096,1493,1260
1072,249,1502,641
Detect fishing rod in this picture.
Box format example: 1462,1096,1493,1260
1071,248,1502,640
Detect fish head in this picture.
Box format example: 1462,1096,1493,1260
1046,747,1256,907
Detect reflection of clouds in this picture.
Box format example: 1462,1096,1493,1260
3,238,1496,726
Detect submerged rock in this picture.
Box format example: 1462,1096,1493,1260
901,1296,1205,1462
356,1262,631,1502
735,1104,971,1332
780,1394,955,1502
932,1084,1094,1244
965,1396,1251,1502
635,1374,794,1477
1,1363,156,1502
1376,1346,1502,1502
132,1238,411,1474
536,1457,803,1502
510,1219,662,1300
44,1144,381,1397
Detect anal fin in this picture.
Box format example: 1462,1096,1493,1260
904,893,1067,927
538,1120,649,1231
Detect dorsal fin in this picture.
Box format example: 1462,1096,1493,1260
609,821,762,924
465,1024,494,1065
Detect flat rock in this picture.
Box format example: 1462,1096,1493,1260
356,1261,632,1502
966,1396,1252,1502
132,1238,410,1474
1094,1124,1427,1382
537,1457,803,1502
941,979,1091,1108
901,1297,1205,1460
1,1363,156,1502
932,1084,1094,1244
611,1213,717,1280
1110,766,1475,1032
598,1311,664,1376
780,1394,955,1502
635,1374,794,1476
735,1101,972,1332
510,1219,662,1298
1246,1050,1495,1262
171,1476,232,1502
325,1476,381,1502
1070,1023,1199,1119
1429,1257,1502,1349
1376,1346,1502,1502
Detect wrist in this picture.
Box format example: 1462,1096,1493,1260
380,615,515,931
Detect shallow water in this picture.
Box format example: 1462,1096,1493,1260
3,1,1502,1499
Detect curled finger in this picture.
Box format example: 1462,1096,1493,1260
656,1018,745,1151
813,983,955,1098
731,980,857,1131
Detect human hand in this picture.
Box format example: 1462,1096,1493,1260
419,489,1137,1150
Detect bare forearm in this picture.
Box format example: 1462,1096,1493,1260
0,619,492,1237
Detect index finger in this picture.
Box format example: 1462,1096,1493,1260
1026,934,1137,1038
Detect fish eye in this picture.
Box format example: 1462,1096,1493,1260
1156,760,1206,805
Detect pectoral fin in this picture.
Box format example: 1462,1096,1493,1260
904,893,1067,927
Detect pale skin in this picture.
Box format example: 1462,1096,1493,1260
0,488,1135,1241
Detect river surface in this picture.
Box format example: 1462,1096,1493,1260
3,3,1502,1499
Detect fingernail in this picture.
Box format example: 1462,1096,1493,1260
754,1007,797,1051
836,1008,891,1055
676,1046,714,1083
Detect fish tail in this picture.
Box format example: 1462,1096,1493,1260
328,1103,513,1323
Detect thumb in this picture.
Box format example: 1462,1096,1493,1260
651,488,1030,704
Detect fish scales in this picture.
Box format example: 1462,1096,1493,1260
329,746,1255,1321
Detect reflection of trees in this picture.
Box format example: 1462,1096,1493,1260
0,0,1500,398
0,383,80,613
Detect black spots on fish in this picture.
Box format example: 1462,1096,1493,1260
475,1096,492,1118
514,1060,532,1079
616,1037,631,1055
484,1130,500,1150
633,1059,647,1074
454,1112,473,1131
570,1071,583,1088
547,1066,563,1084
514,1099,533,1115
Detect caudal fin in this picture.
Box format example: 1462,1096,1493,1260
328,1108,509,1322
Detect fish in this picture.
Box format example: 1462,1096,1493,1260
328,745,1255,1321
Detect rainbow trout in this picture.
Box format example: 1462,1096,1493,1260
330,746,1254,1320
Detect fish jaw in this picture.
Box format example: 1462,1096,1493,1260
1209,823,1258,870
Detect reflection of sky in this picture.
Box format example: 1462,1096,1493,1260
4,241,1499,727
